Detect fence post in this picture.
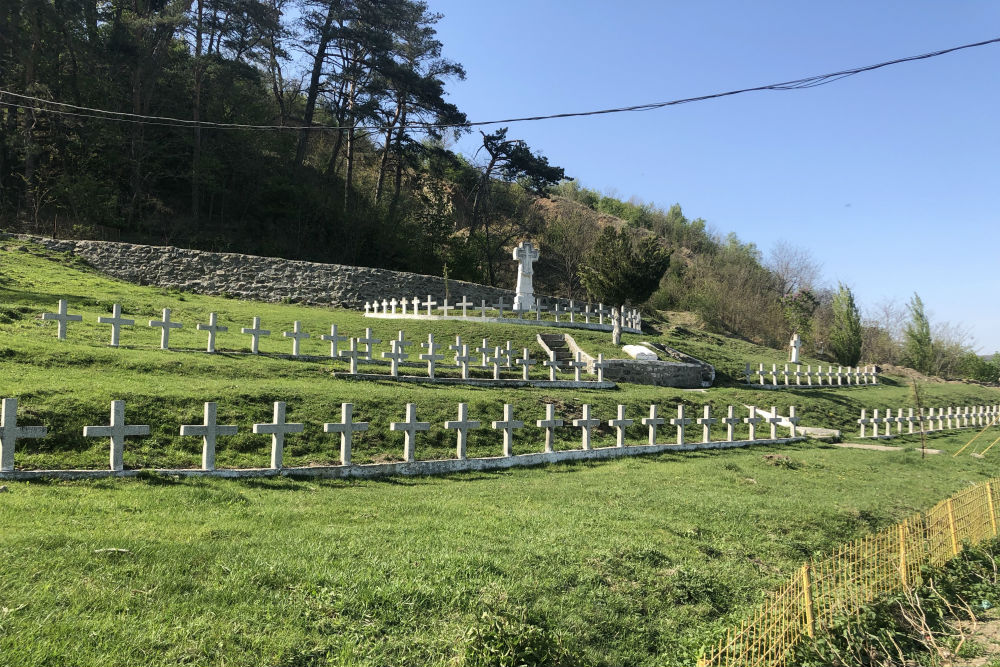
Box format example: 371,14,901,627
801,563,816,638
898,521,908,588
987,482,998,537
947,498,959,556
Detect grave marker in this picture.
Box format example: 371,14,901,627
1,397,47,472
492,404,523,457
358,328,380,361
536,404,563,453
642,404,664,445
197,312,228,353
420,334,444,379
324,403,368,466
391,403,430,463
766,406,782,439
253,401,304,469
241,317,270,354
98,304,134,347
515,348,536,380
283,320,310,357
445,403,481,460
698,406,718,443
543,351,561,381
722,406,740,442
512,240,540,311
339,338,363,374
180,402,237,471
608,405,632,448
743,406,762,441
671,405,693,445
149,308,183,350
321,324,348,358
573,404,601,450
83,400,150,471
457,296,473,317
41,299,82,340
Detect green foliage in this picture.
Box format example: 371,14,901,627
781,289,819,342
904,293,935,374
956,352,1000,383
578,227,670,306
829,284,863,366
464,597,581,667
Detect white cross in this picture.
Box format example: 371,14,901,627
400,297,408,315
83,400,150,471
536,403,563,453
197,312,228,353
769,364,777,386
1,397,47,472
766,406,783,440
787,406,800,437
642,404,664,445
382,340,407,377
420,334,444,379
475,338,491,367
321,324,348,358
339,338,363,374
98,304,134,348
512,303,529,319
597,303,608,324
884,407,895,437
671,405,693,445
492,404,523,457
698,405,718,443
411,296,420,313
552,302,562,322
389,298,398,315
871,409,884,435
445,403,481,460
441,299,452,318
324,403,368,466
567,300,579,323
422,294,437,316
180,401,237,471
896,408,906,434
496,340,511,367
543,351,561,381
493,297,506,318
794,365,804,385
457,296,473,317
535,298,546,321
364,302,372,315
487,346,504,380
722,406,740,442
391,403,430,463
593,354,607,383
783,364,791,386
515,348,536,380
282,320,310,356
253,401,304,469
241,317,270,354
584,304,592,324
608,404,632,448
394,330,413,358
41,299,82,340
479,299,488,319
455,344,473,380
357,328,380,361
743,406,762,441
758,364,766,385
569,352,587,382
149,308,183,350
907,407,916,434
789,332,802,363
380,298,389,314
450,335,464,367
573,404,601,450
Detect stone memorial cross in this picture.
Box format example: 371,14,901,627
536,403,563,453
492,404,523,457
391,403,430,463
149,308,183,350
179,401,238,471
445,403,481,460
83,400,150,471
98,304,134,348
1,397,47,472
642,404,665,446
324,403,368,466
608,405,633,448
197,312,228,353
241,317,270,354
283,321,310,357
321,324,348,358
41,299,82,340
670,405,693,445
253,401,304,469
573,404,601,450
420,334,444,379
512,240,540,311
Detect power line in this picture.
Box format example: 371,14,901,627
1,36,998,133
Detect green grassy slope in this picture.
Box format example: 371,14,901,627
3,241,1000,665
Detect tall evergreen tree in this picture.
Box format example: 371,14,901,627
830,283,862,366
578,227,669,306
903,292,934,373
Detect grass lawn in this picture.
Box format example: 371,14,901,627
3,240,1000,665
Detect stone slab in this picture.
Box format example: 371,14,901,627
0,437,808,481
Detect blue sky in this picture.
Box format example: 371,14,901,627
424,1,1000,353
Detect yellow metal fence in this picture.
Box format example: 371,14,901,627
700,478,1000,667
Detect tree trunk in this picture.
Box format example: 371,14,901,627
294,6,335,168
374,97,402,205
191,0,204,224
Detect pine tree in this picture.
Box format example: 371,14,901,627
903,292,934,373
829,283,862,366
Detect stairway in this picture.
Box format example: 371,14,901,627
538,333,574,363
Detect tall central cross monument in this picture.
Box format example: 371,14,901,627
512,241,540,312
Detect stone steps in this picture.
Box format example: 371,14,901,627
538,333,574,362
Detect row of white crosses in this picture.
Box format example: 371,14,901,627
1,398,799,473
858,405,1000,438
745,363,878,387
363,295,641,330
339,330,608,382
40,300,356,357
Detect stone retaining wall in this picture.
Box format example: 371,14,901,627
14,235,517,309
598,359,708,388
